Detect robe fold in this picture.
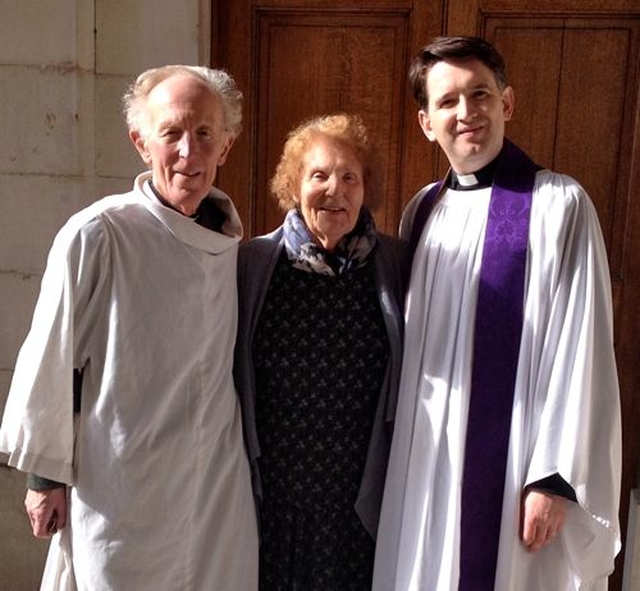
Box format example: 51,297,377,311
0,172,258,591
372,168,621,591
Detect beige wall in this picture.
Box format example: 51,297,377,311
0,1,210,588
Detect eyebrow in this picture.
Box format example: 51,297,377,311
433,82,494,102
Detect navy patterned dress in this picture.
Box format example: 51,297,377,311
253,252,390,590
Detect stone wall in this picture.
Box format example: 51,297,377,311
0,1,208,588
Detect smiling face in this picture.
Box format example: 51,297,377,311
129,74,235,215
296,136,365,252
419,58,514,174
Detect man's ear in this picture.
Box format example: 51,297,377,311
418,109,437,143
129,130,152,165
502,86,515,122
216,134,236,166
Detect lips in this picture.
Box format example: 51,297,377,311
458,125,483,135
318,206,347,215
457,119,486,136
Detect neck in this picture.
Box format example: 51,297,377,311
450,156,499,191
149,181,201,217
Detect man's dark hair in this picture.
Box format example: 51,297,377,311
409,36,508,109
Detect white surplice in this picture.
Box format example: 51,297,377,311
0,172,258,590
373,170,621,591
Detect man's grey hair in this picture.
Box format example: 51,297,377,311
123,65,243,137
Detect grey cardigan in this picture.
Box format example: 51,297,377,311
234,225,406,538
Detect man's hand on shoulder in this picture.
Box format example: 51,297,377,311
25,486,67,538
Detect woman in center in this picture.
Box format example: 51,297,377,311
235,113,406,589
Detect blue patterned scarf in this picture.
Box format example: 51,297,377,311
283,207,378,276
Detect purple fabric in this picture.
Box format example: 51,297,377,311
408,140,539,589
459,140,538,590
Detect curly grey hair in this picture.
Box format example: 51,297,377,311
123,65,243,137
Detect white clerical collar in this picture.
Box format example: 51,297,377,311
449,158,499,191
456,172,479,187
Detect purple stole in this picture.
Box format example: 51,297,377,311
409,140,540,590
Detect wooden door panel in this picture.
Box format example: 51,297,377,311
489,26,564,166
214,0,442,238
447,0,640,34
255,10,408,233
554,27,628,243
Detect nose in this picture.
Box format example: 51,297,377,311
457,96,476,121
325,174,339,196
177,133,195,158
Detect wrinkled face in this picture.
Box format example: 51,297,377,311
130,74,234,215
419,58,514,174
296,137,365,252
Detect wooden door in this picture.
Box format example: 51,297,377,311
212,0,444,237
212,1,640,588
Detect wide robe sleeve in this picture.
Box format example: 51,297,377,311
516,171,622,584
0,212,109,484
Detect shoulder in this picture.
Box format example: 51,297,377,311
399,183,439,241
376,232,408,261
530,170,609,260
67,192,136,225
52,192,139,253
534,170,590,206
239,227,284,259
532,169,599,225
236,227,286,309
237,226,285,284
37,191,139,285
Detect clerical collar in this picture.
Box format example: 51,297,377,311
449,157,499,191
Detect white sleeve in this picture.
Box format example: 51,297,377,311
0,215,109,484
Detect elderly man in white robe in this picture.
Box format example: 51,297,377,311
0,65,258,590
373,37,621,591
